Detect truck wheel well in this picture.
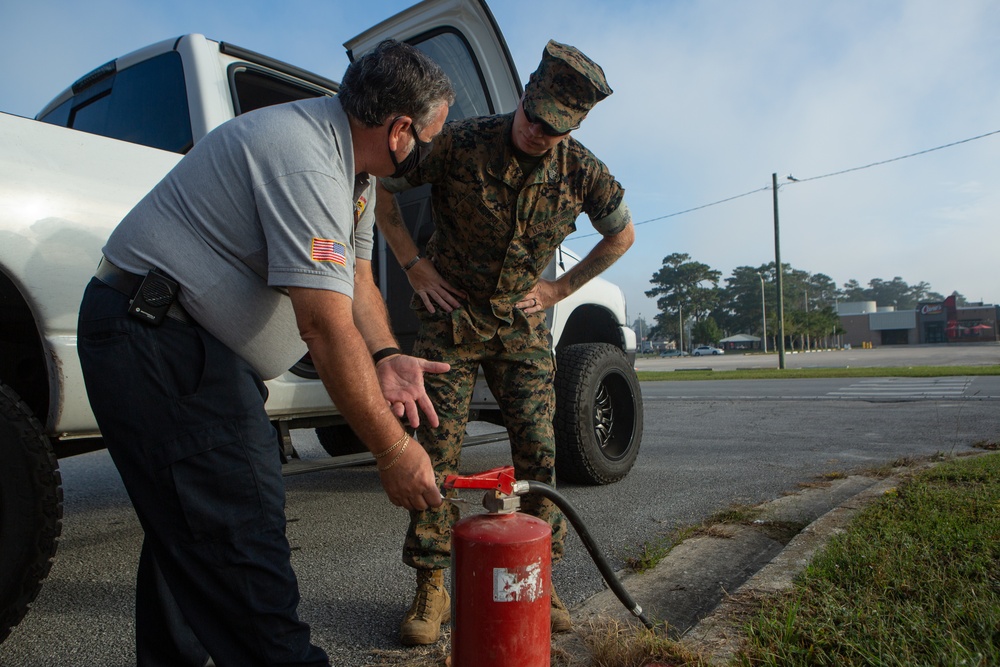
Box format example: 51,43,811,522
0,274,49,422
555,304,625,353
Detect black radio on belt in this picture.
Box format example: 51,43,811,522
128,269,180,326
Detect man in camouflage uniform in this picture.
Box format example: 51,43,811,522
376,40,635,646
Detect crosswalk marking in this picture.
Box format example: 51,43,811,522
827,377,971,398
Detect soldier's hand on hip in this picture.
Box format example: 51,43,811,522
517,279,560,314
406,259,467,314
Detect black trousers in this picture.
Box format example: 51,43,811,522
78,278,328,667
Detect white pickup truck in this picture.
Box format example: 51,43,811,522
0,0,643,641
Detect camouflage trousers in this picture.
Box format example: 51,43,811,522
404,317,566,570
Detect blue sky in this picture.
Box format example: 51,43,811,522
3,0,999,324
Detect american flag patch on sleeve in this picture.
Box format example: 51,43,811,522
311,238,347,265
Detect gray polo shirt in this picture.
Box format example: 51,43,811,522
105,96,375,379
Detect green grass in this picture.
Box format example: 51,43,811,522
579,454,1000,666
736,452,1000,666
623,525,698,574
623,505,800,575
703,503,762,525
622,506,760,574
636,364,1000,382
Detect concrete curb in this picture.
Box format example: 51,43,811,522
680,475,900,663
552,469,916,664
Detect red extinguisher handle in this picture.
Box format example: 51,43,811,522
443,465,517,494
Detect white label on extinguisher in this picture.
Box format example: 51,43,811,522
493,561,544,602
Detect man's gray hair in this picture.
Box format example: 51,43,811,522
339,40,455,129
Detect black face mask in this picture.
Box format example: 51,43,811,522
388,119,433,179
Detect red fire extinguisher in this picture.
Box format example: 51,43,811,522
444,466,655,667
445,466,552,667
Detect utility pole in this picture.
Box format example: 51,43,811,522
678,303,683,353
758,272,767,354
804,289,809,351
772,173,786,369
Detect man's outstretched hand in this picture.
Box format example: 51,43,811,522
375,354,450,428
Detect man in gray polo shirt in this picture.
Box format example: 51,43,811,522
77,40,454,667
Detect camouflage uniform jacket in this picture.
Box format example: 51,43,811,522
388,112,628,351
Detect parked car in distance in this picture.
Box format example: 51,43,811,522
659,349,688,358
692,345,724,356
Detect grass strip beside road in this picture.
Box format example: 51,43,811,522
573,452,1000,666
636,364,1000,382
738,452,1000,666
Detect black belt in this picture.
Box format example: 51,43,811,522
95,256,192,324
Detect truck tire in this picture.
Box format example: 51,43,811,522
554,343,643,485
0,383,63,643
315,424,369,457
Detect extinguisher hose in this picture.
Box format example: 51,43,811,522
524,481,655,630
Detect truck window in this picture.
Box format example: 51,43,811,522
410,29,493,122
38,52,193,154
229,66,330,116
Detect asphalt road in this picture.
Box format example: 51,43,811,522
637,341,1000,372
640,375,1000,400
3,345,999,666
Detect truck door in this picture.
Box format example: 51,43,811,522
344,0,522,352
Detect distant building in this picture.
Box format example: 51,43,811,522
837,296,998,347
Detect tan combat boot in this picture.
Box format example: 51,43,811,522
550,585,573,633
400,569,451,646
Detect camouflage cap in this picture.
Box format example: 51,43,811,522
522,40,612,134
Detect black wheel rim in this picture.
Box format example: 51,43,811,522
592,370,637,461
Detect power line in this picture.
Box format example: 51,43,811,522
567,128,1000,241
785,128,1000,185
629,185,771,227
